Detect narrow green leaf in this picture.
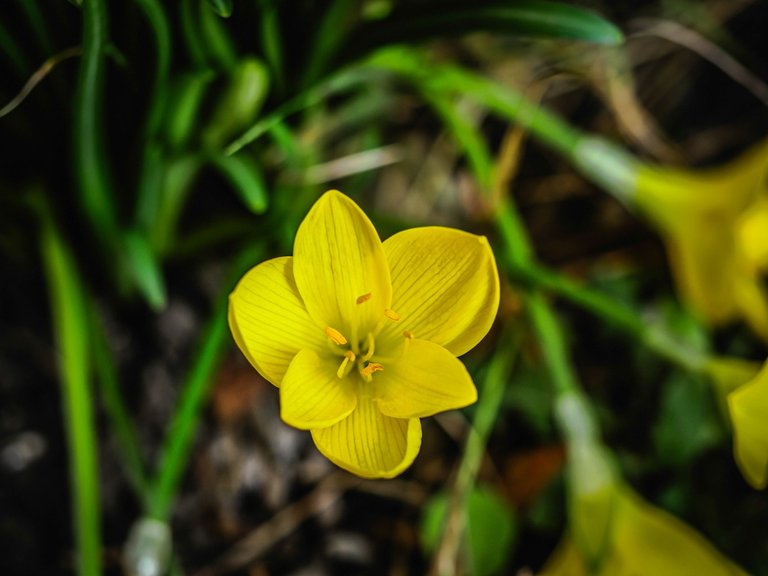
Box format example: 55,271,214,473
75,0,118,248
300,0,356,88
206,0,232,17
203,57,270,149
199,0,238,69
209,153,269,213
164,70,215,150
349,0,623,54
258,0,285,95
38,206,102,576
225,67,384,155
132,0,172,226
124,230,168,310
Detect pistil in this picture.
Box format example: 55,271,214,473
362,333,375,361
336,350,356,379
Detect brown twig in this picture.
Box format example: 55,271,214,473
0,47,81,118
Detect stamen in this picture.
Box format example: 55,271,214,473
356,293,372,304
360,362,384,377
403,330,414,339
383,308,400,321
336,350,356,379
325,326,348,346
362,333,375,361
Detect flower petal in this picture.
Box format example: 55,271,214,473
228,256,324,386
666,228,739,325
311,395,421,478
728,361,768,489
293,190,391,341
381,227,499,356
279,349,357,429
375,339,477,418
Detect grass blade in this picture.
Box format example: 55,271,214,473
39,205,102,576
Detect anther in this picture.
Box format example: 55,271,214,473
325,326,348,346
360,362,384,377
403,330,414,339
336,350,356,379
356,293,372,304
383,308,400,321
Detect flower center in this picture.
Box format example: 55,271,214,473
323,294,406,381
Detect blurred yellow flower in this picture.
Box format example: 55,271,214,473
728,360,768,489
540,486,746,576
228,190,499,478
633,139,768,340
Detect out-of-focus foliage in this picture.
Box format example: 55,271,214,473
1,0,768,575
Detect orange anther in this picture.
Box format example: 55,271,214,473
360,362,384,377
383,308,400,321
324,326,348,346
356,293,372,304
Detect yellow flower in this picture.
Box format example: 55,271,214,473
228,190,500,478
633,139,768,339
728,360,768,489
540,486,745,576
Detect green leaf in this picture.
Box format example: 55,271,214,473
209,154,269,213
349,0,623,54
124,230,168,311
421,487,517,576
165,71,216,150
652,371,723,466
37,202,102,576
205,0,233,17
203,57,270,149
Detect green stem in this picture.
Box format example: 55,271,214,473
225,67,385,155
147,246,263,519
436,66,583,158
39,206,102,576
75,0,117,247
455,334,517,492
509,261,707,373
370,50,583,158
147,311,228,520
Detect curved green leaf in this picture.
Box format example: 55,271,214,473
349,1,623,54
209,153,269,213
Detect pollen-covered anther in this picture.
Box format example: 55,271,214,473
383,308,400,321
403,330,414,339
356,292,372,304
324,326,348,346
336,350,356,379
360,362,384,377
